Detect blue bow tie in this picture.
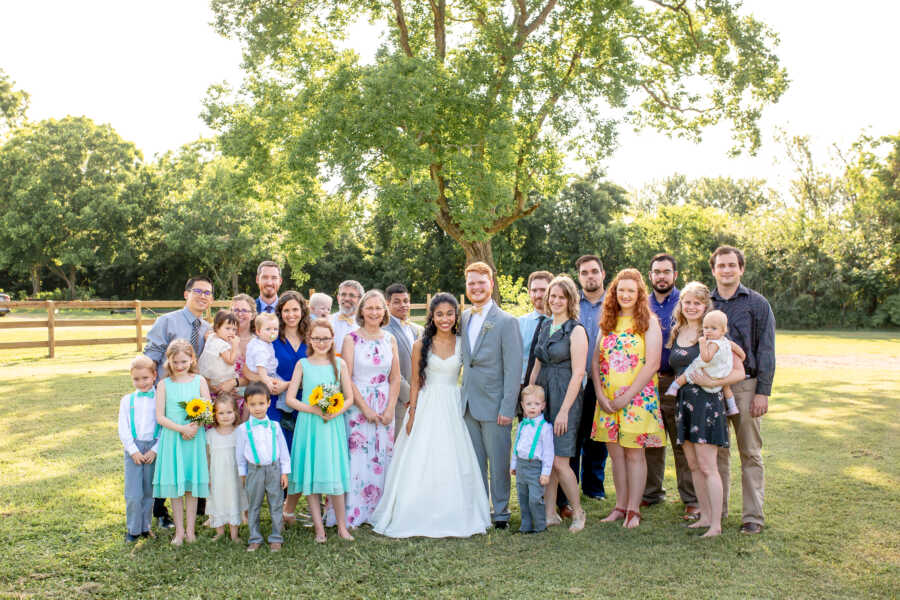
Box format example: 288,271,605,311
250,417,270,427
135,390,154,398
522,417,542,427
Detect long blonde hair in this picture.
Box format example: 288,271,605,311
667,281,714,348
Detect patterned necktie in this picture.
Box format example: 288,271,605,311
190,319,201,355
265,305,274,313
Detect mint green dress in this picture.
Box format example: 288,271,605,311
288,359,350,495
152,376,209,498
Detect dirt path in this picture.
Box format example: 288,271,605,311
777,353,900,370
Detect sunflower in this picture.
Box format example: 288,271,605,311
308,386,324,407
326,392,344,415
185,398,206,418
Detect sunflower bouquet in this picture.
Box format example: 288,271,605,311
179,397,215,426
308,383,344,415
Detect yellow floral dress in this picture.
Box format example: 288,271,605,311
591,316,665,448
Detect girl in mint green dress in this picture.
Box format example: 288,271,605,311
152,339,211,545
285,319,355,543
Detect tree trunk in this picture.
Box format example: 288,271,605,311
232,272,239,297
66,267,77,299
31,264,41,296
459,238,501,303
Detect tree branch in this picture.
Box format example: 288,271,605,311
429,163,464,242
392,0,414,57
431,0,446,61
640,83,711,114
518,0,558,48
647,0,698,46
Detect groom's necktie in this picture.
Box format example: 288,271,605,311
190,319,201,355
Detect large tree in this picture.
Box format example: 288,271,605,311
0,117,148,298
207,0,787,277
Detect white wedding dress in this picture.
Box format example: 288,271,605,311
371,338,491,538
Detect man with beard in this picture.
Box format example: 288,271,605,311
518,270,553,386
642,253,699,520
255,261,283,314
330,280,364,356
555,255,608,516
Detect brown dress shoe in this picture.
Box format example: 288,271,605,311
740,522,763,534
269,542,282,551
560,505,575,519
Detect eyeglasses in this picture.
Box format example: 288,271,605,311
309,337,333,343
232,308,252,314
651,270,674,276
190,288,213,297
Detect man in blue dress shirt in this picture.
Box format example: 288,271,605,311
255,261,283,314
518,270,552,385
642,253,698,518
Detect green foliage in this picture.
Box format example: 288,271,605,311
0,68,29,136
207,0,787,270
155,141,281,296
0,116,149,298
496,274,531,316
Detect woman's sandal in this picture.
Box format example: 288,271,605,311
314,533,327,544
283,512,297,527
546,512,563,526
624,509,642,528
569,508,587,533
600,507,627,522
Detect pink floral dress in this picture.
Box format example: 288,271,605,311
331,331,394,527
590,315,665,448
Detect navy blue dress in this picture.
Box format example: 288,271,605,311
272,336,307,448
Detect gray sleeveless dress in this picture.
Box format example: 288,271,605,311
534,319,584,457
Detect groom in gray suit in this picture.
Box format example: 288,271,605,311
460,262,523,528
383,283,424,437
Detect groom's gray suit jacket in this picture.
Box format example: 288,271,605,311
461,303,523,421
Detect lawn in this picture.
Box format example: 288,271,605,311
0,331,897,599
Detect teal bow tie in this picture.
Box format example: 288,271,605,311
135,390,154,398
522,417,542,427
250,417,270,427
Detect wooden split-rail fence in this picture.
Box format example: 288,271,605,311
0,294,466,358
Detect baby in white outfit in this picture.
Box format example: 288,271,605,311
666,310,744,416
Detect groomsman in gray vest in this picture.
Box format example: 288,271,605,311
460,262,523,529
383,283,424,437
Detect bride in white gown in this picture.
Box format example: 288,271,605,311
372,293,491,538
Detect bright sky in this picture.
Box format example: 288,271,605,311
2,1,898,193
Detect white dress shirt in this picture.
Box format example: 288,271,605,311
235,419,292,476
117,390,160,455
245,336,278,378
467,300,494,353
331,312,360,356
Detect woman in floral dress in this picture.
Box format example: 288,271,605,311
328,290,401,528
591,268,665,529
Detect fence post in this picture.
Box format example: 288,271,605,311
459,295,465,310
135,300,143,351
47,300,56,358
309,288,315,298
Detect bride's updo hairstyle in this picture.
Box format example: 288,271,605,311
418,292,459,386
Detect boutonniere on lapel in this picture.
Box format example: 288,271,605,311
482,322,494,333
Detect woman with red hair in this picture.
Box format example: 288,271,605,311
591,268,665,528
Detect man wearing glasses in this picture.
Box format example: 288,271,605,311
642,253,698,520
142,275,214,529
144,276,214,376
330,280,364,357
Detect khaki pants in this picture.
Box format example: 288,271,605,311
394,379,410,439
717,377,764,525
643,373,698,507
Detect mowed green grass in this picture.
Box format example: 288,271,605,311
0,332,897,599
